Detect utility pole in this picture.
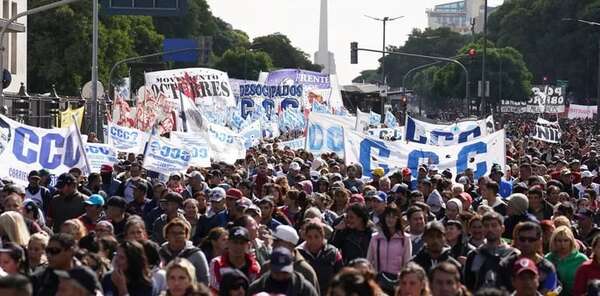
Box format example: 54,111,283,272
91,0,99,135
481,0,488,115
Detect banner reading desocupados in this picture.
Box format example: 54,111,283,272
264,69,333,110
85,143,118,173
345,128,506,179
404,115,495,146
307,113,356,157
106,123,150,154
568,104,597,119
203,123,245,164
143,134,191,175
171,132,211,168
0,114,88,185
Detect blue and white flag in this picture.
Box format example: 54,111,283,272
203,123,246,164
280,107,305,131
384,111,399,128
404,115,495,146
143,134,191,175
307,112,346,157
85,143,119,173
171,132,211,167
312,101,329,114
240,120,262,149
369,111,381,126
229,106,246,131
107,123,150,154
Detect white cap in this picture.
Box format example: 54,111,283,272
290,162,301,171
582,171,594,178
273,225,299,245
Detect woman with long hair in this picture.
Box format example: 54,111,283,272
0,211,30,246
298,220,344,292
331,203,374,264
396,262,431,296
124,216,148,242
366,205,411,295
545,226,588,296
183,199,201,236
0,242,28,276
327,267,383,296
101,240,157,296
573,235,600,296
60,219,88,242
200,227,228,263
27,232,49,274
445,220,475,265
161,258,197,296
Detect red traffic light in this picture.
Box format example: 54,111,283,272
468,48,476,57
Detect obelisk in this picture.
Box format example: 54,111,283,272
314,0,336,74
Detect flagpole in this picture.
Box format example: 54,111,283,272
142,124,156,160
178,89,188,133
72,114,91,174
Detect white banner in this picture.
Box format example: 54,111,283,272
307,113,353,157
143,134,191,175
532,118,561,144
345,128,506,179
0,115,88,185
204,123,245,164
367,127,404,141
279,137,306,150
171,132,211,168
355,109,370,132
404,115,495,146
568,104,597,119
85,143,118,173
106,123,150,154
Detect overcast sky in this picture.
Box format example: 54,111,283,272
206,0,503,85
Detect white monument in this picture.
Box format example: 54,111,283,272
314,0,336,74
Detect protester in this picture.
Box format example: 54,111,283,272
331,203,374,264
101,239,158,296
162,258,198,296
31,233,78,295
545,226,588,296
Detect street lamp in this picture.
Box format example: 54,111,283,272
562,17,600,123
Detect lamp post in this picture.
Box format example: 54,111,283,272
365,15,403,116
0,0,81,108
562,18,600,125
481,0,488,115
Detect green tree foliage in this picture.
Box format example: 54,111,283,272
251,33,322,72
488,0,600,100
214,47,273,80
27,0,163,94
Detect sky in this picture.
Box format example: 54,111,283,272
206,0,504,85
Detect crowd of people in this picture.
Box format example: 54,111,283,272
0,114,600,296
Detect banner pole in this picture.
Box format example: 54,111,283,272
72,114,91,174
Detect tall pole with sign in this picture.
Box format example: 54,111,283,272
91,0,99,136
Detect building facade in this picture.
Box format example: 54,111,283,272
426,0,485,34
0,0,26,93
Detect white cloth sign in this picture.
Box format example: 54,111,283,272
404,115,495,146
106,123,150,154
0,114,88,185
307,113,352,157
203,123,245,164
279,137,306,150
143,134,191,175
568,104,597,119
240,120,262,149
367,127,404,141
355,109,370,132
85,143,118,173
532,118,561,144
345,128,506,179
171,132,211,167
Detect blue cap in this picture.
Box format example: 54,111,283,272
374,191,387,203
270,247,293,273
84,194,105,206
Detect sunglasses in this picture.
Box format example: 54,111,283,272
518,236,539,243
45,247,63,255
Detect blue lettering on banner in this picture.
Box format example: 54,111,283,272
110,126,139,142
359,138,390,176
262,99,275,120
280,98,299,111
240,98,255,119
308,123,344,155
148,141,191,162
457,142,487,179
85,145,112,155
239,84,303,98
407,150,439,178
208,126,235,144
406,117,482,145
13,127,81,170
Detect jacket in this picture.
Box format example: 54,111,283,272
260,249,320,295
248,271,319,296
159,241,210,285
209,252,261,293
297,242,343,292
411,247,461,276
331,227,373,264
573,259,600,296
464,244,517,291
546,250,589,296
366,231,412,275
499,253,560,294
152,213,186,244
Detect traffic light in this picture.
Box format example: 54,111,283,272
350,42,358,64
468,48,476,58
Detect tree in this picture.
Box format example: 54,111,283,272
251,33,322,71
214,47,273,80
27,0,163,94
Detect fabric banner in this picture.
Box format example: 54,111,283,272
532,118,561,144
106,123,150,154
85,143,118,173
170,132,211,168
203,123,245,164
355,109,370,132
307,113,348,157
384,110,399,128
279,137,306,150
240,120,262,149
180,96,206,133
500,85,566,113
134,88,175,134
0,114,88,185
367,127,404,141
568,104,597,119
264,69,332,109
345,128,506,179
60,107,85,129
404,115,495,146
143,134,191,175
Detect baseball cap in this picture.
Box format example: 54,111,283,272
84,194,105,207
364,190,378,200
349,194,365,204
226,188,244,200
162,192,183,205
401,167,412,177
424,221,445,235
106,196,127,210
441,169,452,179
270,247,294,274
54,266,102,295
273,225,299,245
209,187,226,202
55,173,77,188
289,162,301,171
372,167,385,177
28,170,40,179
582,171,594,178
373,191,387,203
229,226,250,242
100,164,113,173
186,170,204,181
561,168,572,176
235,197,253,211
512,257,539,276
391,183,408,194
